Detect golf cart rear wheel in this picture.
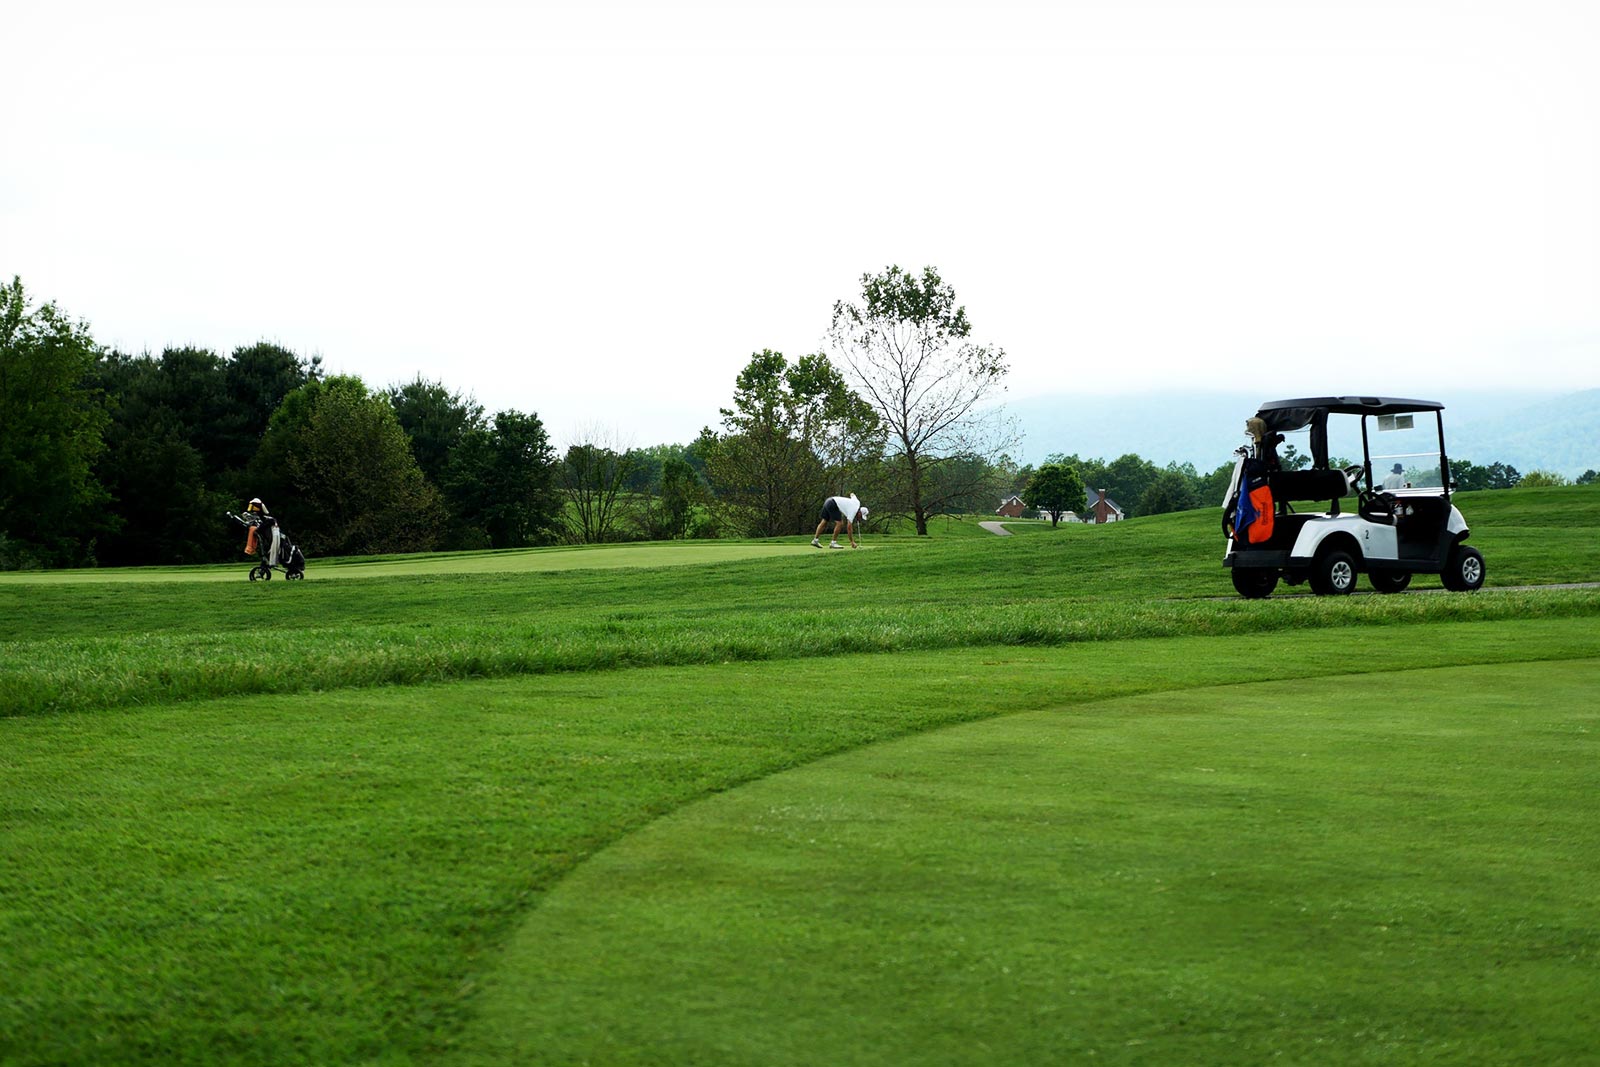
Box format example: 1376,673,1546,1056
1231,568,1278,599
1442,544,1485,592
1368,570,1411,594
1310,549,1358,596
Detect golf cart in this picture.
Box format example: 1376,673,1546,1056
1221,396,1485,597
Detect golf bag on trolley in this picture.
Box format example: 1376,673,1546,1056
227,506,305,581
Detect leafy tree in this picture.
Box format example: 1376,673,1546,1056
1279,443,1312,471
1518,469,1571,488
448,410,562,548
0,277,110,567
561,430,638,544
701,350,881,538
217,343,319,495
1197,461,1236,506
658,456,700,538
386,376,493,547
1577,469,1598,486
1451,459,1525,491
630,454,703,540
226,343,320,437
924,452,1009,516
1484,462,1522,490
1051,453,1110,497
1102,454,1159,516
90,350,229,565
1024,463,1085,527
386,376,485,488
253,376,444,555
1139,469,1199,516
142,347,236,479
829,265,1012,535
1449,459,1490,492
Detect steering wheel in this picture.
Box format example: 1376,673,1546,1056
1343,464,1375,507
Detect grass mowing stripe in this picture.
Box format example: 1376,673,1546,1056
458,659,1600,1067
0,541,820,584
6,589,1599,717
4,619,1598,1066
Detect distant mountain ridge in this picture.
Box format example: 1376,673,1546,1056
1006,388,1600,478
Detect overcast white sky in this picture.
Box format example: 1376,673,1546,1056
4,0,1596,448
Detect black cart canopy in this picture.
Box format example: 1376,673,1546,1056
1255,396,1442,433
1252,397,1445,470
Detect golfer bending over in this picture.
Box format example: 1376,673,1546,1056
812,493,869,549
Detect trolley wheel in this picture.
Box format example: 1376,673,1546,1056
249,565,265,581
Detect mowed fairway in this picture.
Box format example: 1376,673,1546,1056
0,539,817,584
2,485,1598,1065
464,658,1600,1066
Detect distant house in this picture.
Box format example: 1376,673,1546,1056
996,495,1026,518
1084,488,1125,524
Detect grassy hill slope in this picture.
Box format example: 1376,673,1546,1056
2,486,1597,1065
3,485,1597,717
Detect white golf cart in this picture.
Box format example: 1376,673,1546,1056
1222,396,1486,598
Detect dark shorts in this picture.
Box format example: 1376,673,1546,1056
820,498,843,522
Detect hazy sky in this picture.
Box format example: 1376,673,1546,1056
5,0,1596,448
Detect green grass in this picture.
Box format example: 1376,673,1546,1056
5,487,1597,718
5,622,1599,1065
463,658,1600,1066
2,484,1598,1064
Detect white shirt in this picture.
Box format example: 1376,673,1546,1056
828,495,863,522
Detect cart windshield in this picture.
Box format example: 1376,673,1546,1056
1363,411,1445,492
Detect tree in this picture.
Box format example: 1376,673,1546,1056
217,343,319,496
226,343,320,440
1279,443,1312,471
1518,469,1571,488
630,454,703,540
386,376,485,489
90,350,229,565
701,350,881,538
1103,453,1159,517
1578,469,1598,486
1484,462,1522,490
448,410,562,548
1052,453,1110,498
253,376,444,555
829,265,1012,535
560,429,638,544
1024,463,1085,527
1197,461,1236,506
0,277,110,567
1139,469,1199,516
387,377,492,548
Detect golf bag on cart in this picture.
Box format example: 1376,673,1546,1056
227,508,306,581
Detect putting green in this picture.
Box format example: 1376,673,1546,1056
0,540,826,583
459,659,1600,1066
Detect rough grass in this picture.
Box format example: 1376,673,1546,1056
5,485,1598,718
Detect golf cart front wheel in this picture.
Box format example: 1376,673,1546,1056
1231,568,1278,599
249,565,270,581
1441,545,1485,592
1368,570,1411,594
1310,549,1358,596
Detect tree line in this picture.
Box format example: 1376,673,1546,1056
3,272,1579,570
